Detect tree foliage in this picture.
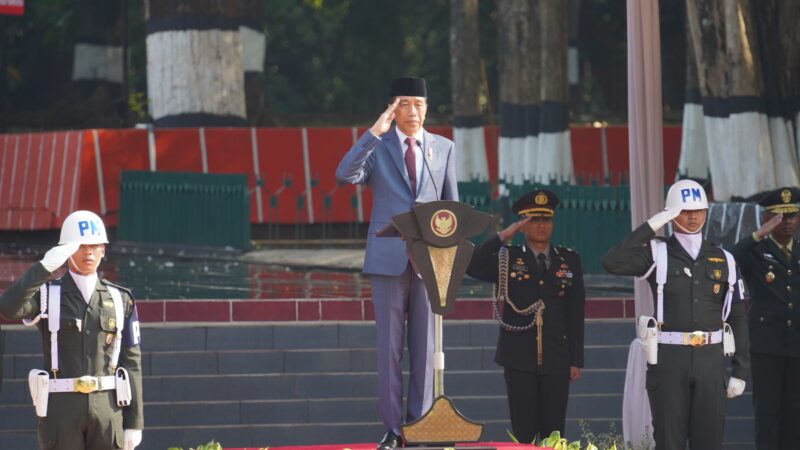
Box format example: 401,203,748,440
1,0,691,131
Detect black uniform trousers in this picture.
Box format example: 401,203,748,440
751,352,800,450
503,366,570,444
646,344,726,450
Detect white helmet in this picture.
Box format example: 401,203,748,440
59,210,109,245
664,179,709,211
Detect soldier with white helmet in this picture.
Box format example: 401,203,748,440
602,180,750,450
0,210,143,450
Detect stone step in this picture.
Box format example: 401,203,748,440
1,320,635,354
3,343,633,381
0,368,628,406
0,320,754,448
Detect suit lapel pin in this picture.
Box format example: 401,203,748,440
427,147,433,160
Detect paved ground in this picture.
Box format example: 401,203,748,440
242,248,366,270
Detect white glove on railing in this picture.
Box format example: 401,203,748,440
123,429,142,450
646,207,682,232
40,242,80,272
726,377,745,399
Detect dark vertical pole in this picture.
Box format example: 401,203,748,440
0,16,7,132
121,0,130,126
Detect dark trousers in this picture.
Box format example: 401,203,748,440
37,391,123,450
503,366,570,444
751,352,800,450
646,344,726,450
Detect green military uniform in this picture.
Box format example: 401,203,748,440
467,189,585,443
603,223,749,450
732,187,800,450
0,262,143,450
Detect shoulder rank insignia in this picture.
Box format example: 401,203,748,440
707,257,725,263
556,245,578,255
102,279,134,297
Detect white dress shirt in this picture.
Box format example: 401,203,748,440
69,271,98,304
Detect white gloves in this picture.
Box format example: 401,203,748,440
727,377,746,399
647,207,682,232
123,429,142,450
40,242,80,272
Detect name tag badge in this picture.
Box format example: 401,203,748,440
512,264,528,273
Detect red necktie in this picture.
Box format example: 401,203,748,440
404,137,417,195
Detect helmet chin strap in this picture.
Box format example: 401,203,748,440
672,218,705,234
68,256,100,275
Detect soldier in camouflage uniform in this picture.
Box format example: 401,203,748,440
0,210,143,450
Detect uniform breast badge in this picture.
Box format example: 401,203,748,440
765,271,776,283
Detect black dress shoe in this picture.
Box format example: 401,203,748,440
377,431,403,450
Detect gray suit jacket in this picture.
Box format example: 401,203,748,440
336,127,458,276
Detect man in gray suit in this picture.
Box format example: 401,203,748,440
336,77,458,450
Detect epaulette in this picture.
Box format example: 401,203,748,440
101,279,135,298
556,245,578,255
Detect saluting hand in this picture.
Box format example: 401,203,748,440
754,212,783,240
40,242,80,273
369,98,400,137
498,217,531,242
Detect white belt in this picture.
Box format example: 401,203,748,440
49,375,116,394
658,330,723,347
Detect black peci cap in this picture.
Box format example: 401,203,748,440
758,187,800,215
389,77,427,98
512,189,560,218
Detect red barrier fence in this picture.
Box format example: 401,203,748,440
0,126,681,230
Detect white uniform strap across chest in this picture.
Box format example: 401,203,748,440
23,281,126,372
647,240,736,325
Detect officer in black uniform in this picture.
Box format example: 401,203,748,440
602,179,749,450
467,189,585,444
732,187,800,450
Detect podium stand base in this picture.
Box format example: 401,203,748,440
401,396,484,445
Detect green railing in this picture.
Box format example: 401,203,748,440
458,181,635,274
119,171,251,249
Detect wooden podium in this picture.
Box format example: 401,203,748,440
382,201,492,447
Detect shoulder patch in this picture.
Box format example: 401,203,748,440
101,279,134,298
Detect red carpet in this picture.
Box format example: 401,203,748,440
230,443,545,450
